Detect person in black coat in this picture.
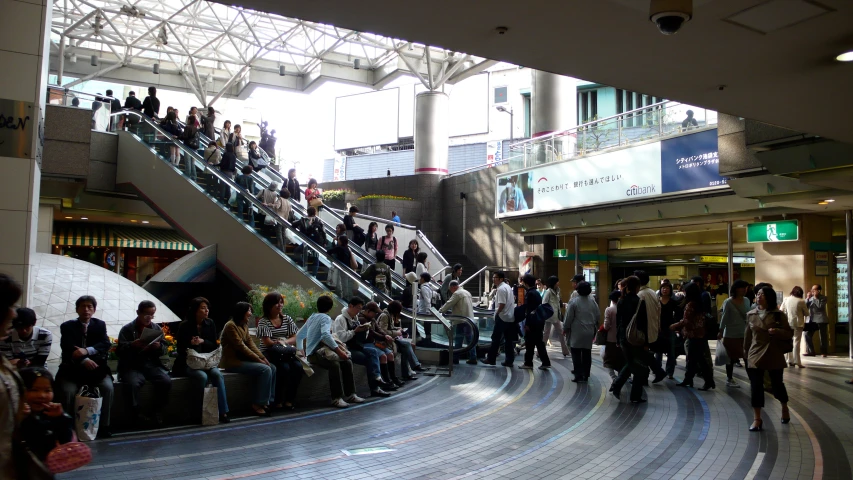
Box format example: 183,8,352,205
286,168,300,201
609,277,650,403
219,143,238,203
55,295,114,438
124,91,142,111
521,274,550,369
18,367,75,462
142,86,160,119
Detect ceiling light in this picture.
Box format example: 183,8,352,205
818,201,829,205
825,199,835,202
836,51,853,62
81,217,88,220
141,220,149,224
152,63,160,74
131,220,137,223
90,55,99,67
64,216,72,219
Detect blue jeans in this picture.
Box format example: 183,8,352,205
227,362,275,405
184,153,197,181
186,367,229,414
294,244,320,277
351,345,383,391
454,323,478,361
395,339,420,375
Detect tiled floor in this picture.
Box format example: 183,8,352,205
59,347,853,480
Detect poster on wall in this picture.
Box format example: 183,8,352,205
815,251,829,276
496,128,726,218
486,140,503,167
837,258,848,323
333,155,346,181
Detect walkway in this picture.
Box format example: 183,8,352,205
60,350,853,480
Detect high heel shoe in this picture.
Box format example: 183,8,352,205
749,419,763,432
698,383,716,391
781,417,791,424
675,381,693,388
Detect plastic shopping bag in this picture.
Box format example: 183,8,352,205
714,340,730,367
74,386,102,442
202,386,219,426
228,189,238,207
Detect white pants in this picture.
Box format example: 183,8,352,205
786,327,803,365
542,321,570,356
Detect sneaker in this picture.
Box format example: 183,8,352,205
538,365,551,370
371,388,391,398
331,398,350,408
466,358,478,365
726,378,740,388
519,364,534,370
345,394,365,404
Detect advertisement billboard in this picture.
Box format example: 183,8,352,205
496,128,725,218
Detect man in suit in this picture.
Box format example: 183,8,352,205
57,295,114,438
440,281,478,365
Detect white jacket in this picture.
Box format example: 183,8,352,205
637,286,661,343
333,309,358,343
782,296,807,329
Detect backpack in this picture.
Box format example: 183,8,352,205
301,217,327,246
626,299,647,346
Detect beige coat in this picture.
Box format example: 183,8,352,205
220,320,264,368
782,296,807,329
744,308,793,371
439,289,474,318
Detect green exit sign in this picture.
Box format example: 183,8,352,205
553,249,569,258
747,220,799,243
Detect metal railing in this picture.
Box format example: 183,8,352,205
508,100,717,170
47,85,115,132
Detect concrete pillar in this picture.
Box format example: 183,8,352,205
0,0,53,305
531,71,577,164
414,91,449,175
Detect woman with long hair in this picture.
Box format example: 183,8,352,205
305,178,323,209
402,240,420,274
718,280,751,387
657,282,683,379
745,286,793,431
364,222,380,257
376,300,425,380
219,302,275,416
671,282,715,390
173,297,230,423
257,292,303,410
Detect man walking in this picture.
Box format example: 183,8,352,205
635,270,667,383
806,285,829,357
482,272,516,366
439,281,477,364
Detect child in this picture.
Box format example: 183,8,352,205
19,367,75,461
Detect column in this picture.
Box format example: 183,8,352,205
0,0,53,305
531,70,577,164
414,91,448,175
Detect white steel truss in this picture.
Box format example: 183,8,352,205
50,0,497,106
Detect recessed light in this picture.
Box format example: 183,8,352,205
64,216,72,219
625,234,631,237
131,220,137,223
141,221,150,224
825,199,835,202
836,51,853,62
818,201,829,205
81,217,88,220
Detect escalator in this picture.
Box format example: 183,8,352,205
114,111,480,357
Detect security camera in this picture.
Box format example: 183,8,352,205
649,0,692,35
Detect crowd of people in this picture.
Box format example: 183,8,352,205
474,269,849,431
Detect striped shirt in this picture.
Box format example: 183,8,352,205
256,315,299,353
0,326,53,366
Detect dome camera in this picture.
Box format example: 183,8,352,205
649,0,693,35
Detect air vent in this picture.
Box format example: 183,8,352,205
725,0,833,35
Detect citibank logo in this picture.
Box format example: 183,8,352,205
626,184,656,196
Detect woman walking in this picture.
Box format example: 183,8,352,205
744,285,793,431
542,276,569,358
563,281,599,381
718,280,751,387
671,282,715,390
782,286,807,368
602,290,625,379
656,282,682,379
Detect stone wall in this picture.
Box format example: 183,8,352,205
42,105,93,177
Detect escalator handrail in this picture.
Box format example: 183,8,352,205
411,313,480,355
326,207,418,230
117,111,397,304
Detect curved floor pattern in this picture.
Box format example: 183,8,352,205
60,349,853,480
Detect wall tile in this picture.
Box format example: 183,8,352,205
0,50,39,102
0,157,35,212
0,0,43,56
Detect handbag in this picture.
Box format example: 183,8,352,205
773,312,794,353
45,433,92,474
308,197,324,208
594,327,608,346
264,343,297,363
626,300,647,346
74,386,102,442
186,346,222,370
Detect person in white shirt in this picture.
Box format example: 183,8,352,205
418,273,434,315
482,271,517,366
439,281,477,365
332,297,392,398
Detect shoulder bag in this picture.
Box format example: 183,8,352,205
594,326,608,346
186,346,222,370
626,299,647,346
773,312,794,353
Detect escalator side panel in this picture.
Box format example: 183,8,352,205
115,131,322,291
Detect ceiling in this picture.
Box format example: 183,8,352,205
229,0,853,144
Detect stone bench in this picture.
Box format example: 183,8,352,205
108,359,390,428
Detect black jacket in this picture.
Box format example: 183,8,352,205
172,318,219,376
142,95,160,118
19,412,75,461
525,287,543,328
616,293,646,346
109,97,122,113
286,178,301,201
219,152,237,173
57,318,111,381
402,249,417,273
124,95,142,111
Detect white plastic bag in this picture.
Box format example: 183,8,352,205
74,386,102,442
228,190,238,207
202,386,219,425
714,340,730,366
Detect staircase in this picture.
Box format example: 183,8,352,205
443,254,485,297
